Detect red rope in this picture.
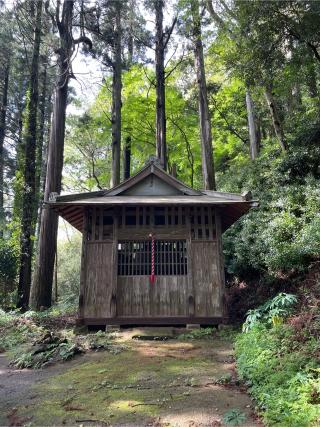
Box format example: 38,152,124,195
149,233,155,284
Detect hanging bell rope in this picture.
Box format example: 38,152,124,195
149,233,155,285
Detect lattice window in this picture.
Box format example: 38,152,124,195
87,207,113,241
118,206,187,228
190,206,216,240
118,240,188,276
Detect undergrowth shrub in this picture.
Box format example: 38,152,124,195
235,324,320,426
56,230,81,304
0,240,18,308
243,292,297,332
178,327,215,340
0,309,126,368
0,309,46,351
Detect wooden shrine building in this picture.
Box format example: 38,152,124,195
49,158,257,326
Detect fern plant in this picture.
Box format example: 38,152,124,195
223,409,247,426
243,292,297,332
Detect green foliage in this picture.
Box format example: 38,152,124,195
11,338,84,369
216,325,240,341
235,324,320,426
215,372,233,385
222,133,320,277
44,299,78,317
0,309,13,326
178,327,215,340
0,313,44,351
56,227,82,305
222,409,247,426
64,111,111,191
0,309,125,368
0,240,18,308
243,292,297,332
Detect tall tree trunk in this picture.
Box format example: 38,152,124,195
35,93,52,243
123,135,131,180
264,86,287,151
0,62,9,237
30,0,74,310
155,0,167,170
245,88,260,160
17,0,43,311
35,60,47,222
110,1,122,187
191,0,216,190
127,2,134,67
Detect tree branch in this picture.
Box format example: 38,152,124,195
168,116,194,187
163,16,177,50
142,65,156,87
220,0,237,20
210,97,248,144
206,0,227,30
165,51,186,80
56,0,62,32
73,35,93,50
307,41,320,63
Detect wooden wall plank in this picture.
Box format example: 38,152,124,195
99,208,103,240
117,276,188,316
215,209,226,317
81,203,225,322
191,241,222,317
83,242,114,318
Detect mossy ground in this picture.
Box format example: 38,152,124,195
1,328,260,426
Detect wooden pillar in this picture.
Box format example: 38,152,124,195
78,208,88,322
186,206,195,317
110,209,119,318
215,209,226,318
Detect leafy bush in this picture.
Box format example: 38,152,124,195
56,228,82,304
178,327,215,340
45,298,78,316
0,240,18,308
0,308,14,326
243,292,297,332
10,334,84,369
235,324,320,426
0,312,45,351
223,175,320,278
1,309,126,368
221,123,320,280
222,409,247,426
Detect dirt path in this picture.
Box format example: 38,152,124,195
0,352,98,426
0,329,261,427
